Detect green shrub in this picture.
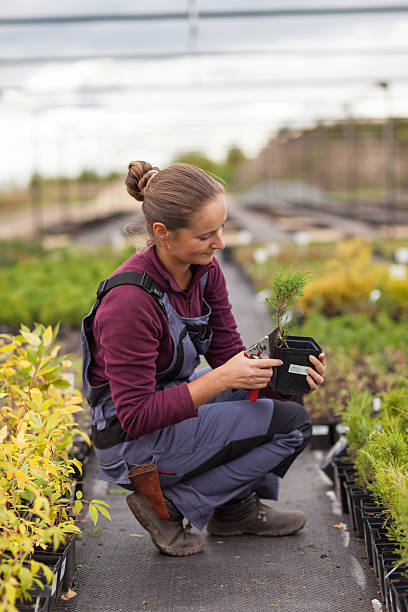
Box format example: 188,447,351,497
0,242,135,329
341,382,408,574
355,429,408,494
384,470,408,570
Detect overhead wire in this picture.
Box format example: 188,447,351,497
3,47,408,66
1,6,408,26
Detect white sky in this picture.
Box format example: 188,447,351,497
1,0,408,186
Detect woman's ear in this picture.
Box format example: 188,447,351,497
152,222,169,242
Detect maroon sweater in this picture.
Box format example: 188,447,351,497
89,247,246,438
89,247,286,439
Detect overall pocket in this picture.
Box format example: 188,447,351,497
98,455,130,483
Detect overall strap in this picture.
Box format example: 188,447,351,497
95,272,166,316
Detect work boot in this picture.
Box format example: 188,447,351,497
206,492,306,537
126,492,204,557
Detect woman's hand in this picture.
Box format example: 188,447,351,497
188,351,282,409
307,352,326,391
218,350,282,391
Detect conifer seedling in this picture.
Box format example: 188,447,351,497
265,268,310,348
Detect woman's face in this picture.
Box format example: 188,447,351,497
166,192,227,266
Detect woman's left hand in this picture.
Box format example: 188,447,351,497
307,352,326,391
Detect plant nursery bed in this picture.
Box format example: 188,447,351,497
330,456,408,608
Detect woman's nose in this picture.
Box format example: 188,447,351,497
211,229,225,250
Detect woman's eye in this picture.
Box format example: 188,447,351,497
199,224,224,241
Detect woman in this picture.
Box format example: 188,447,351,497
81,161,325,557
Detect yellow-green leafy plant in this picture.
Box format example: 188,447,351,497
298,238,387,316
0,324,111,611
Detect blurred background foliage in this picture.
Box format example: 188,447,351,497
233,236,408,420
172,145,247,188
1,235,407,425
0,240,135,329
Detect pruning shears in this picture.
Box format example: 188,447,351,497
244,328,279,402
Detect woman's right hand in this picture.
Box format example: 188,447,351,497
188,351,283,409
217,350,282,391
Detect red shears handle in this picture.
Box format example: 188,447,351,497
248,389,260,402
244,352,260,402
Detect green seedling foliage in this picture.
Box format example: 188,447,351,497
355,428,408,495
346,379,408,572
265,267,311,346
337,390,375,460
380,384,408,430
384,470,408,576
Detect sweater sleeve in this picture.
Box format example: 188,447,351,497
93,285,197,438
203,259,246,368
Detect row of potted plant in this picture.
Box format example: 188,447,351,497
0,324,109,612
330,382,408,611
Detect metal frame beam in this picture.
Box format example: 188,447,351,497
1,6,408,26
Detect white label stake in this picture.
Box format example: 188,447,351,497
288,364,308,376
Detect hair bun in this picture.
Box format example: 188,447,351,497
125,161,160,201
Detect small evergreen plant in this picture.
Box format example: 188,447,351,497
265,268,310,347
337,390,376,461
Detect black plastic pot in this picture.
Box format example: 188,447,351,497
378,552,401,602
364,517,385,566
384,569,408,612
355,497,378,539
344,481,357,522
344,482,365,530
332,460,355,514
373,539,398,581
16,596,50,612
310,423,331,449
350,489,367,535
16,556,61,612
34,533,78,595
272,335,322,395
33,551,62,598
390,579,408,612
61,533,78,593
310,419,341,450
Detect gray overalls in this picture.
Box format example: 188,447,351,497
81,272,311,530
